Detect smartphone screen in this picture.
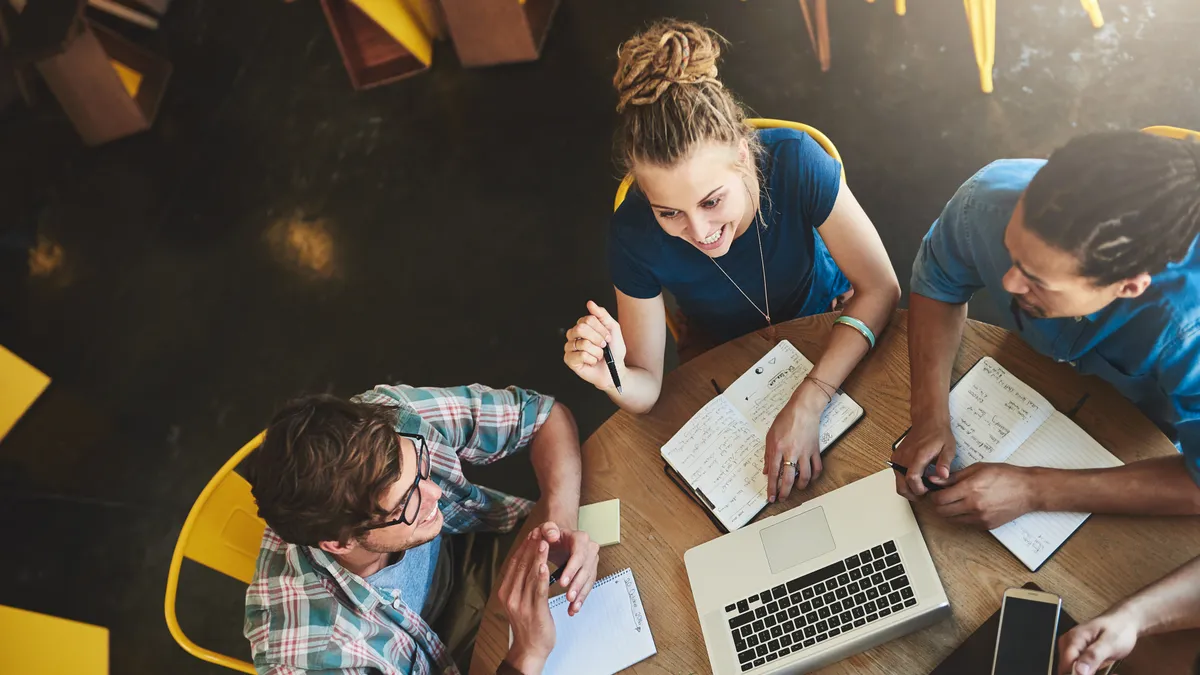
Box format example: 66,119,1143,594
993,596,1060,675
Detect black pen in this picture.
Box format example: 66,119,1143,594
711,378,723,395
887,461,946,492
548,567,563,587
603,345,623,394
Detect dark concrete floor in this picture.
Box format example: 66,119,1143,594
1,0,1197,673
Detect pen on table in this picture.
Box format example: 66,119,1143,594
1065,392,1091,419
887,461,945,492
603,344,623,394
711,378,723,395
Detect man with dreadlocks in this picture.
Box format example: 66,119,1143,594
893,130,1200,528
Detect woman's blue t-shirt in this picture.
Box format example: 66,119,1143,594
608,128,850,344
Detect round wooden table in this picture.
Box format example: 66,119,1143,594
472,311,1200,674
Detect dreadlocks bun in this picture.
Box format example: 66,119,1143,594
614,20,724,113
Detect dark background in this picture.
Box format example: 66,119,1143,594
1,0,1197,672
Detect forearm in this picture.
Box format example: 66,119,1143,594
809,284,898,389
1030,455,1200,516
1115,554,1200,636
908,294,967,421
601,363,662,414
530,403,582,530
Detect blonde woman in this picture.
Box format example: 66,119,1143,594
563,20,899,502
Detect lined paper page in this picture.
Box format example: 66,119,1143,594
947,357,1054,470
991,412,1124,571
661,396,767,531
725,340,865,448
542,568,656,675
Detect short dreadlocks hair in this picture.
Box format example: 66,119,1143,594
1023,131,1200,286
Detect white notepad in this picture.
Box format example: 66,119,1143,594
941,357,1123,571
541,568,656,675
661,340,865,531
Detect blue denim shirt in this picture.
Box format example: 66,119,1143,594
911,159,1200,485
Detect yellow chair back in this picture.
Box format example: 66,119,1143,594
0,605,109,675
1143,125,1200,142
164,433,266,674
612,118,845,342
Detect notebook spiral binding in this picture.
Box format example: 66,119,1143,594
548,569,629,609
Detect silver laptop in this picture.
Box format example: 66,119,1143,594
684,469,950,674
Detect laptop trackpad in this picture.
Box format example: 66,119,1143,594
760,506,835,575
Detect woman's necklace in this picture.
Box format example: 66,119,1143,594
708,207,771,327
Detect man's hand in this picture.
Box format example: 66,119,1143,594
499,534,556,675
930,463,1038,529
893,420,958,501
764,383,827,503
1057,607,1142,674
534,521,599,617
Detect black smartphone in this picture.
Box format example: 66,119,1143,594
991,587,1063,675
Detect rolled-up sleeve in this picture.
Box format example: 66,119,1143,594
910,175,987,305
387,384,555,466
1157,327,1200,485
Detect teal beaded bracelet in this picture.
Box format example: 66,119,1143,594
835,315,876,349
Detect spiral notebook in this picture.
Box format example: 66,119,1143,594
540,568,656,675
661,340,865,532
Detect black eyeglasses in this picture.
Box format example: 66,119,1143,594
362,432,432,531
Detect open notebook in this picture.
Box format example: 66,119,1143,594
540,568,656,675
661,340,864,532
907,357,1123,572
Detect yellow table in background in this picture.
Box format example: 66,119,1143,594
0,605,108,675
0,345,50,442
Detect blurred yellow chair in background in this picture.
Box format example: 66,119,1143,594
1143,125,1200,142
0,345,50,443
964,0,1103,93
164,433,266,674
0,605,108,675
613,118,844,344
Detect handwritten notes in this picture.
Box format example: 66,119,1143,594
662,397,767,530
661,340,865,531
990,413,1123,571
946,358,1053,471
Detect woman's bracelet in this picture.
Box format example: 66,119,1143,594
834,315,876,349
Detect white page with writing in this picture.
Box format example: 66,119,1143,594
661,340,863,531
661,396,767,531
947,357,1054,471
724,340,865,446
541,568,656,675
990,412,1124,571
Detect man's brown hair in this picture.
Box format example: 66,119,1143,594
248,394,403,546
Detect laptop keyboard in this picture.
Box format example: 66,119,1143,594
723,540,915,671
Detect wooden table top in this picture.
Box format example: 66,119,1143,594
471,310,1200,675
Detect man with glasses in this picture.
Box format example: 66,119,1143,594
244,384,596,675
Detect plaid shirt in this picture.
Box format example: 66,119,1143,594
244,384,556,675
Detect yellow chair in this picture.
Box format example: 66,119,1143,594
613,118,844,343
164,433,266,674
0,605,108,675
1143,125,1200,142
865,0,907,17
963,0,1103,93
0,345,50,443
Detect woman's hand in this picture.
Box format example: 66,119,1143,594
563,301,626,392
764,379,829,502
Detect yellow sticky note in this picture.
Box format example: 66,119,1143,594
0,346,50,442
578,499,620,547
109,59,142,98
